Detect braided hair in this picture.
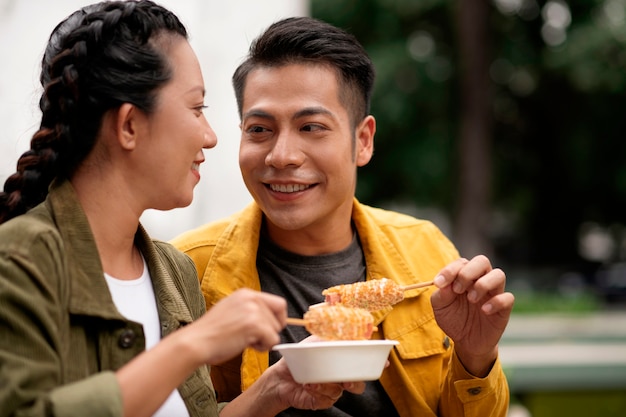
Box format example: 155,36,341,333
0,0,187,224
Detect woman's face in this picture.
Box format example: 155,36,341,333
135,37,217,211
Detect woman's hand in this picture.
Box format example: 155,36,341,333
180,288,287,366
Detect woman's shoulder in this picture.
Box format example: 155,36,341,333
0,204,61,254
152,239,197,274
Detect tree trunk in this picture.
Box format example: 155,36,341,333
454,0,493,259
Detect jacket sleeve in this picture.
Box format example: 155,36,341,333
0,226,124,417
359,206,510,417
177,243,247,403
440,350,510,417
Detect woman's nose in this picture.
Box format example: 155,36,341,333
203,123,218,149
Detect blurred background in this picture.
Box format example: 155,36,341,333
313,0,626,311
0,0,308,237
1,0,625,416
311,1,626,416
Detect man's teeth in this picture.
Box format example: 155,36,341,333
270,183,310,193
192,162,200,171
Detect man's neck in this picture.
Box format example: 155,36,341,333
263,219,354,256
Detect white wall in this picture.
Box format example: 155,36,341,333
0,0,308,240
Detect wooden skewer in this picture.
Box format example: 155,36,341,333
400,280,435,291
286,317,308,326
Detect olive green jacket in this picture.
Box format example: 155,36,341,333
0,179,217,417
172,200,510,417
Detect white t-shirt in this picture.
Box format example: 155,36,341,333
104,257,190,417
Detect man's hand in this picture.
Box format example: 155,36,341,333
430,255,515,377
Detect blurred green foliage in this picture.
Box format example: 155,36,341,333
510,291,600,313
312,0,626,283
523,390,626,417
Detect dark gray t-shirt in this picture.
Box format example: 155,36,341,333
258,231,400,417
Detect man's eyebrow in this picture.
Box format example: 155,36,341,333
242,109,275,121
293,106,334,120
242,106,335,121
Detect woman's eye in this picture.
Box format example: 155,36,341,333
195,105,208,113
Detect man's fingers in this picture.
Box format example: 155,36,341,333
481,291,515,315
433,257,469,288
467,267,506,303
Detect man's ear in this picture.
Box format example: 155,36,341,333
115,103,141,151
355,115,375,167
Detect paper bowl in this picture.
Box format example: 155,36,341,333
272,340,399,384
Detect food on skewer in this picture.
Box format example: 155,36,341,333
320,278,435,311
286,305,375,340
304,305,375,340
322,278,404,311
323,278,403,310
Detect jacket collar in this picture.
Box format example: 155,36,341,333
352,200,423,288
45,179,193,326
211,199,432,389
205,203,264,295
204,199,428,322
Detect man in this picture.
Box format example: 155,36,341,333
172,16,514,417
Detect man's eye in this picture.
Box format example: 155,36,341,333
248,126,268,133
302,124,324,132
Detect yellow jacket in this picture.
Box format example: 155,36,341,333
172,200,509,416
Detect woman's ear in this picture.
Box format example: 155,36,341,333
115,103,141,150
355,115,375,167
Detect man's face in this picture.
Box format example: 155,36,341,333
238,63,374,253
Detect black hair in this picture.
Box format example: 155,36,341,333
232,16,375,127
0,0,187,223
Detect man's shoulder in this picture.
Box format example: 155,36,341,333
356,202,455,252
357,202,439,230
170,203,260,253
170,216,232,252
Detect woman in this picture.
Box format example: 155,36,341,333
0,2,289,416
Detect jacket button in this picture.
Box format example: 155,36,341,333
467,387,482,396
118,329,136,349
442,336,450,349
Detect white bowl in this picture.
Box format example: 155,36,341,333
272,340,399,384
